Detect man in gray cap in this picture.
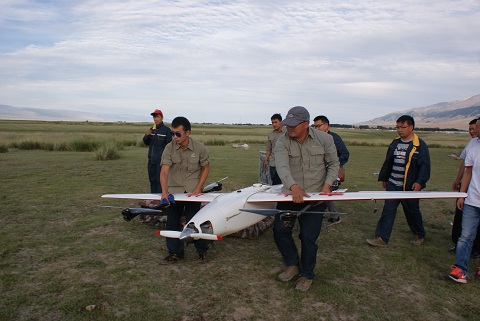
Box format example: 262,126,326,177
273,106,340,292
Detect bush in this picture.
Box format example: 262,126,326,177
95,144,121,161
12,140,43,150
0,144,8,153
68,139,100,152
204,139,226,146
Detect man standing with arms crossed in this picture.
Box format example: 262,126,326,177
273,106,339,292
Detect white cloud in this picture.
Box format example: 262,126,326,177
0,0,479,124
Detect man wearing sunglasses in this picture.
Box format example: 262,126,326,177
273,106,340,292
159,116,211,264
367,115,431,247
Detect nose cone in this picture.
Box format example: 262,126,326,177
179,227,196,243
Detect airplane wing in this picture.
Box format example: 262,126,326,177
246,190,467,202
101,193,222,203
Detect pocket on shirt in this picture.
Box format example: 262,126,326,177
187,157,200,172
171,154,182,164
310,147,325,167
288,149,302,166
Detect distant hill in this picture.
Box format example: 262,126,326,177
356,94,480,130
0,104,147,122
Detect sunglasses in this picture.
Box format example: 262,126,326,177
170,131,183,138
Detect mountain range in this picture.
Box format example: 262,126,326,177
0,104,147,123
1,94,480,129
356,94,480,130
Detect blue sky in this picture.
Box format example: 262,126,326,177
1,0,479,124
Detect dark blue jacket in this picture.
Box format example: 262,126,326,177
378,133,430,190
329,131,349,167
143,122,171,163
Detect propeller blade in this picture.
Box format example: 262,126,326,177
156,230,223,241
190,233,223,241
156,230,182,238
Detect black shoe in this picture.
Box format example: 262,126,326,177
198,251,207,264
326,217,341,226
159,253,183,265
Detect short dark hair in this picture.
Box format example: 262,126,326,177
313,115,329,124
171,116,191,132
396,115,415,128
469,118,478,125
271,113,282,121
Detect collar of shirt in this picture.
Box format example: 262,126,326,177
174,137,194,151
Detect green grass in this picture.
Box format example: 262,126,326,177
0,120,478,320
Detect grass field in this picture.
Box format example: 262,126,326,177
1,121,479,320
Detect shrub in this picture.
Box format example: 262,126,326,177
0,144,8,153
68,139,100,152
95,144,121,161
13,140,43,150
204,139,226,146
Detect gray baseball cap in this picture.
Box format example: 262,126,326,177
281,106,310,127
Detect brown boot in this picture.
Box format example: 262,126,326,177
295,277,313,292
366,236,387,247
278,265,299,282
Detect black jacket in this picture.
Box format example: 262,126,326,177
378,133,430,190
143,122,171,163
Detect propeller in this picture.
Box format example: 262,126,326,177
156,229,223,241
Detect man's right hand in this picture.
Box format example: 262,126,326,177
146,129,152,136
452,180,460,192
290,184,309,203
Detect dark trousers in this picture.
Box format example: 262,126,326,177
269,166,282,185
375,182,425,243
148,161,161,193
273,202,325,280
452,204,480,253
165,201,209,257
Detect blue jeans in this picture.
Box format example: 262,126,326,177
148,161,161,193
326,201,338,219
269,166,282,185
273,202,325,279
165,201,209,256
374,182,425,243
455,204,480,273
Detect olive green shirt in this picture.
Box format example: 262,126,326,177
274,127,339,193
161,137,210,193
266,128,285,167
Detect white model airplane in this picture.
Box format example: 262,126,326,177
102,182,467,243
